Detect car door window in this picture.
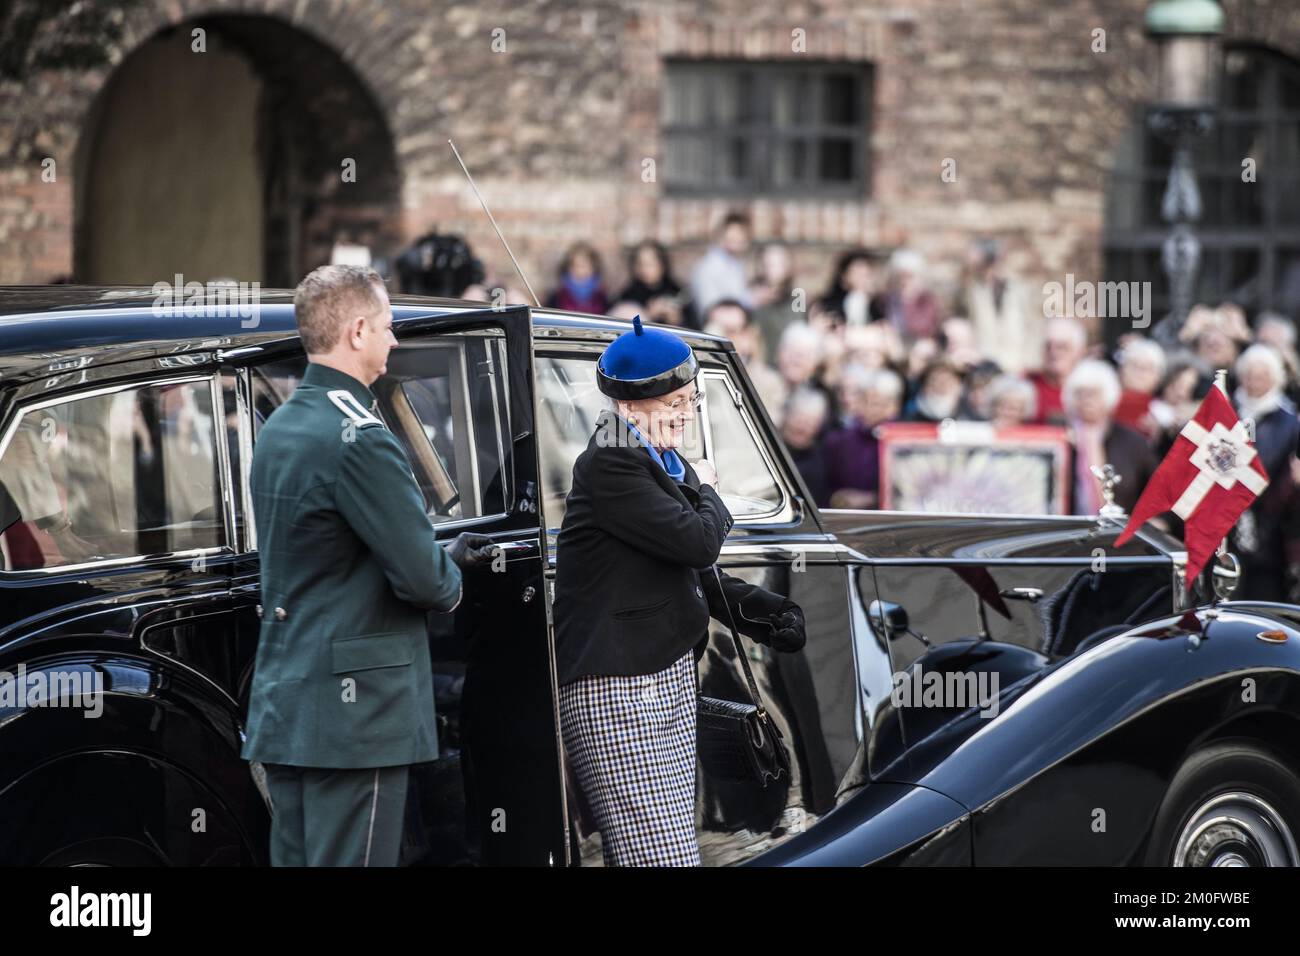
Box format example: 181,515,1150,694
535,352,792,530
536,353,705,530
250,332,510,525
377,333,510,522
699,371,786,518
0,378,226,571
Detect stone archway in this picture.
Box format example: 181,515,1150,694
75,14,403,287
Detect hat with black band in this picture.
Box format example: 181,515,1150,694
596,313,698,400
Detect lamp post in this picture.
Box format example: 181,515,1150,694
1145,0,1224,339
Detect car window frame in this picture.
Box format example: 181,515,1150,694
533,343,801,528
696,365,795,524
0,371,238,577
235,327,517,554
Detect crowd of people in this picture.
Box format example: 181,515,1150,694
431,211,1300,603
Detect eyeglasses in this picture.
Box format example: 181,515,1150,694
656,390,704,412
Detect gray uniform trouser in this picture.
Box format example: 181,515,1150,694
264,763,410,867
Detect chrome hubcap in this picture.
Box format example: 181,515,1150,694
1173,791,1298,867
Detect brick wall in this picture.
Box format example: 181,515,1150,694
1,0,1298,318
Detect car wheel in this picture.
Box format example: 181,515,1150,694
1147,740,1300,867
38,838,165,867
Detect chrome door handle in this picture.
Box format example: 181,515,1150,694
999,587,1044,602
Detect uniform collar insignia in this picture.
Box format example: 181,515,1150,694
303,362,376,409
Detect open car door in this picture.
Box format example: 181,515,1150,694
225,304,564,866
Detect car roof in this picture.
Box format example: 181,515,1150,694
0,285,729,384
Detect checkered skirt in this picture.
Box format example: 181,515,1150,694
559,651,701,867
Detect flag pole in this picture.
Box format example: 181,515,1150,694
1211,367,1230,604
1215,366,1228,566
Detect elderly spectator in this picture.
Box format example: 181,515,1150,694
1149,353,1207,458
964,360,1003,421
546,241,609,315
939,316,983,371
843,320,904,371
1063,359,1155,515
823,365,904,509
1233,344,1300,600
987,375,1038,429
819,247,885,327
607,300,642,321
781,386,832,507
1181,303,1251,395
691,211,753,315
878,249,942,343
904,357,974,423
751,242,800,357
776,321,823,393
704,299,789,425
1029,316,1087,425
1114,337,1167,439
959,238,1040,375
1255,312,1300,403
617,239,691,328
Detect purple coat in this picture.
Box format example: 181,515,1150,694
822,420,881,499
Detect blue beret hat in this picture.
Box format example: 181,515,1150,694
597,314,698,400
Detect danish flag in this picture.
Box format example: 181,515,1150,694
1115,383,1268,590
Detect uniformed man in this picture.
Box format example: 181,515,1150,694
243,264,495,867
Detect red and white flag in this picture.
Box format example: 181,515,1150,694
1114,383,1268,590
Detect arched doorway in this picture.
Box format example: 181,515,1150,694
1104,44,1300,327
76,15,402,287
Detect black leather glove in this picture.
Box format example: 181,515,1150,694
765,601,806,652
445,532,497,569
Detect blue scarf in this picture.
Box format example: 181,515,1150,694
562,272,601,302
621,415,686,482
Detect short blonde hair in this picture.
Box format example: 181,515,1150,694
294,265,387,354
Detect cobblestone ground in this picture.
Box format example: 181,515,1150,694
574,797,821,867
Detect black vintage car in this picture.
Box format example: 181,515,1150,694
2,286,1299,867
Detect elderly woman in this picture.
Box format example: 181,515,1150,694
1233,344,1300,600
986,374,1037,429
823,365,904,509
1114,337,1166,439
553,315,806,867
1062,359,1156,515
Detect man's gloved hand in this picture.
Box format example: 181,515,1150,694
445,532,497,569
765,600,806,652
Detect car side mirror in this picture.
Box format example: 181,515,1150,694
868,600,909,640
1213,551,1240,601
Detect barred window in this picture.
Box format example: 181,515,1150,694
663,60,871,196
1105,44,1300,320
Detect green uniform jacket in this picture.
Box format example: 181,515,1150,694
242,362,462,769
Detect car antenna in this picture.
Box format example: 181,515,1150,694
447,139,542,308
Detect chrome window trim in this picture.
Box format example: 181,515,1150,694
698,367,794,525
820,507,1127,523
0,372,233,578
0,546,234,580
210,374,238,556
234,366,257,552
481,336,511,513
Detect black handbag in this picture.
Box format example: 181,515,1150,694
696,565,791,787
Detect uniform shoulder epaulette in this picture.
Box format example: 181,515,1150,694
327,389,384,429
